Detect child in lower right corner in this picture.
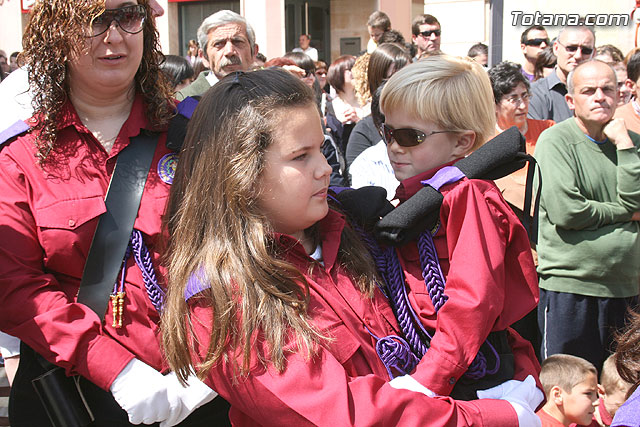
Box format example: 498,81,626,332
592,355,633,427
537,354,599,427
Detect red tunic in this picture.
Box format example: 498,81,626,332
188,209,519,426
0,95,173,390
394,163,541,395
537,409,566,427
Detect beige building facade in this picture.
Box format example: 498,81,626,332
0,0,637,68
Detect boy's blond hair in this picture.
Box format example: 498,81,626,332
540,354,598,397
601,354,631,393
379,54,496,152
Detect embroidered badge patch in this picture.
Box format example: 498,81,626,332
158,153,178,185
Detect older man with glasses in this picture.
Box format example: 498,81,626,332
520,25,550,81
529,25,595,123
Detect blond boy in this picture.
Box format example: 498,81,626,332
593,355,632,426
377,56,543,425
537,354,599,427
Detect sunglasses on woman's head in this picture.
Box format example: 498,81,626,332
90,4,146,37
381,123,453,147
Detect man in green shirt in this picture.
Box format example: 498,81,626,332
535,60,640,371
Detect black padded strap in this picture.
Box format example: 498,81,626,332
523,156,541,244
76,131,158,317
375,127,526,246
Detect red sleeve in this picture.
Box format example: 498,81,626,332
0,148,135,390
189,301,519,427
509,327,543,396
409,179,539,395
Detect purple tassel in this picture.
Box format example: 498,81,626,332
119,229,166,313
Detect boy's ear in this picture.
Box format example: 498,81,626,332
551,385,564,404
597,383,605,397
453,130,476,157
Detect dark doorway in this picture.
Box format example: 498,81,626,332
285,0,330,62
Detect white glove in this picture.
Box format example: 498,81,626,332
110,359,178,424
160,371,218,427
389,374,437,397
477,375,543,427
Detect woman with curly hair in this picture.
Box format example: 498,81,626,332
0,0,227,425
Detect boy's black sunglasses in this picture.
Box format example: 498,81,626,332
90,4,146,37
381,123,453,147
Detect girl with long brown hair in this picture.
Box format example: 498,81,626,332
0,0,226,425
162,67,539,426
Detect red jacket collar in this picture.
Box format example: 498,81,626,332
273,209,347,269
598,397,613,425
394,159,460,202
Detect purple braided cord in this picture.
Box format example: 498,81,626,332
351,218,499,381
417,230,449,313
466,339,501,379
375,335,420,379
356,219,498,381
381,248,429,358
351,224,388,296
130,229,166,313
114,246,133,294
352,224,429,351
352,224,429,357
415,225,499,379
352,224,422,377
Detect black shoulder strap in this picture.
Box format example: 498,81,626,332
522,154,541,244
76,131,159,318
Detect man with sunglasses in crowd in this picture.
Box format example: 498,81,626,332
529,25,595,123
411,14,442,60
520,25,550,82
